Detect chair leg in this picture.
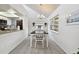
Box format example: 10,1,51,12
46,36,48,48
30,36,32,48
42,41,44,48
35,41,37,48
46,39,48,47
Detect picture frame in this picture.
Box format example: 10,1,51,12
67,9,79,25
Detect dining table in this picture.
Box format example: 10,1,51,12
30,30,48,48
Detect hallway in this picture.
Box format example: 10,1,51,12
0,4,79,54
9,37,65,54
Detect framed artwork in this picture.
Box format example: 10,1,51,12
67,9,79,24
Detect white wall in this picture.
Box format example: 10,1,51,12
48,4,79,54
23,5,40,35
23,15,28,36
0,30,26,54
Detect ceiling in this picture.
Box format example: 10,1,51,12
0,4,59,18
0,4,22,18
0,4,10,12
26,4,59,17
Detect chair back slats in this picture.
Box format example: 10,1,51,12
35,30,44,40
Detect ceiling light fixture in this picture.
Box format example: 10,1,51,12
37,14,45,19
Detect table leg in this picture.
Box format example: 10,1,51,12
46,34,48,47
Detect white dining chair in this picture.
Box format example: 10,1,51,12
34,30,45,48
